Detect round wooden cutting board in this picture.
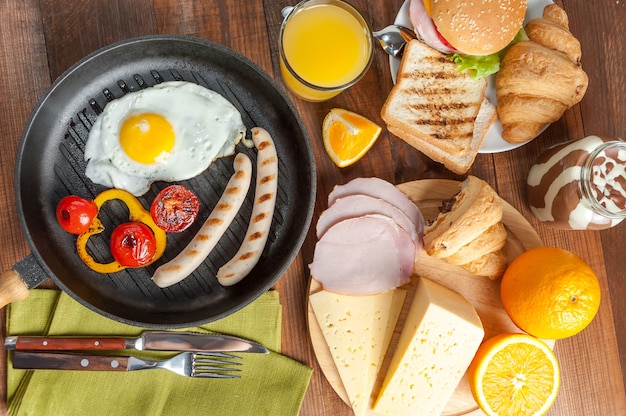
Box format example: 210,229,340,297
307,179,546,416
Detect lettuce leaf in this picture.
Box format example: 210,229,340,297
450,53,501,79
450,28,529,79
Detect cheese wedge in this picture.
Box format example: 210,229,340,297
373,277,484,416
310,288,406,416
370,289,406,396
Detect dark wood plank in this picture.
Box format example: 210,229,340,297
0,1,52,413
563,0,626,390
39,0,159,80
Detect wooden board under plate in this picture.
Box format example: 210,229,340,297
307,179,549,416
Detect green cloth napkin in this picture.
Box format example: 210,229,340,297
6,289,312,416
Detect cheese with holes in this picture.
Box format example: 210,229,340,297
373,277,484,416
310,288,406,416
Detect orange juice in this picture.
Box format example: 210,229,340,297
279,1,372,101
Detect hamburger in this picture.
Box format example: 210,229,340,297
409,0,528,76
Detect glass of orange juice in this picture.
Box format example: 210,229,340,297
279,0,373,102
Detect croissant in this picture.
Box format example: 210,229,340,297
496,4,588,144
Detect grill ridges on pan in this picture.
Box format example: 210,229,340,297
102,88,116,102
117,79,133,94
88,98,104,115
191,71,209,88
169,69,184,81
150,70,164,84
53,67,292,303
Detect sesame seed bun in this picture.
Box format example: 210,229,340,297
430,0,528,55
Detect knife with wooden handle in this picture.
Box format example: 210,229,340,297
12,352,130,371
4,331,268,353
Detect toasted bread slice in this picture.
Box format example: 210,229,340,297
382,39,488,157
388,98,496,174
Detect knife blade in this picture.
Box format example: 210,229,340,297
4,331,268,354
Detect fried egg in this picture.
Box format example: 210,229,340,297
84,81,246,196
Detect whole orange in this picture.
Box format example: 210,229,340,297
501,247,601,339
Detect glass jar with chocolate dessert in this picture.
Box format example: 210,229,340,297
527,135,626,230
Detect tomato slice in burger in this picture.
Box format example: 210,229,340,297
433,24,456,51
110,222,157,267
151,185,200,233
56,195,98,234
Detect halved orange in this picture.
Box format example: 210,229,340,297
322,108,381,168
468,333,560,416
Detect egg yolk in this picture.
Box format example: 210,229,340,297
120,113,175,164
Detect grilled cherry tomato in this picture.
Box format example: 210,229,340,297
150,185,200,233
110,222,157,267
56,195,98,234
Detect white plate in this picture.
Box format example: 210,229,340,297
391,0,554,154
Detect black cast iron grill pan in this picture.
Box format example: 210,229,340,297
0,35,316,328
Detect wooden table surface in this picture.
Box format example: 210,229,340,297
1,0,625,415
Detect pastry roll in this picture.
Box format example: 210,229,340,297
424,176,503,258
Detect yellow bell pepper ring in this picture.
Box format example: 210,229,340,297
76,189,167,274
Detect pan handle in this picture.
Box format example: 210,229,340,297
0,270,31,308
0,254,49,309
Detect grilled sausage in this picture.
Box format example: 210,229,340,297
151,153,252,288
217,127,278,286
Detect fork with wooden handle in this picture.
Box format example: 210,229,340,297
11,351,242,378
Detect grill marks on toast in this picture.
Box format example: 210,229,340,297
396,55,483,142
381,40,496,174
381,40,487,154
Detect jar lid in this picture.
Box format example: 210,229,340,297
580,140,626,219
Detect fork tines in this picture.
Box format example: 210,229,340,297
192,352,242,378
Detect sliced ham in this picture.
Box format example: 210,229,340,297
309,215,415,296
327,177,424,239
409,0,457,54
316,194,420,246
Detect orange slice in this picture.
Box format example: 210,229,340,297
322,108,381,168
468,333,560,416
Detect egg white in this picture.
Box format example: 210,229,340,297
84,81,246,196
